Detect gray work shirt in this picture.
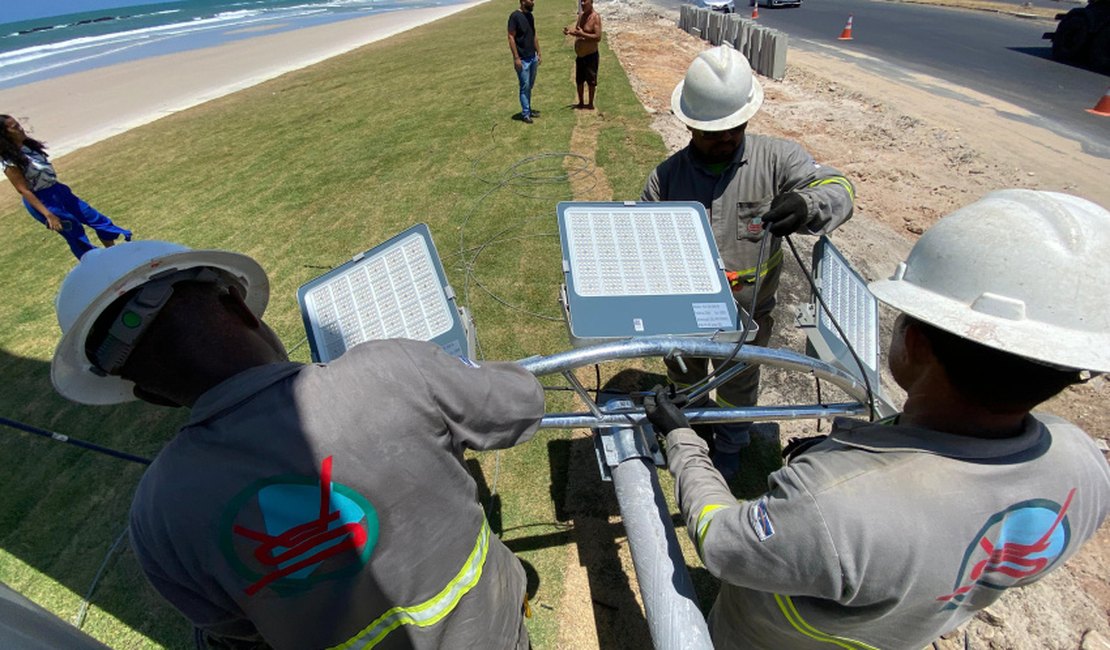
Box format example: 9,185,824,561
642,134,854,311
667,414,1110,649
130,339,545,650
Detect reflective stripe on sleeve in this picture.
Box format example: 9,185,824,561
773,594,880,650
694,504,727,554
329,520,492,649
728,249,784,286
805,176,855,202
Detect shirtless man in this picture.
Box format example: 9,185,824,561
564,0,602,109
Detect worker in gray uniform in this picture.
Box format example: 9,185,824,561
645,190,1110,649
641,45,855,479
50,241,545,650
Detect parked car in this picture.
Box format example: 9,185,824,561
1043,0,1110,72
701,0,736,13
758,0,802,7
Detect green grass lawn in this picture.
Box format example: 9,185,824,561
0,1,675,647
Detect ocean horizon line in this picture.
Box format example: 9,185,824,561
0,0,470,91
0,2,483,158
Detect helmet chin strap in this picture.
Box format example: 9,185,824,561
132,385,184,408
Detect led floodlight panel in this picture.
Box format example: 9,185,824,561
557,201,739,346
297,224,469,362
811,236,881,388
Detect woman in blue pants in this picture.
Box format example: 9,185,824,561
2,115,132,260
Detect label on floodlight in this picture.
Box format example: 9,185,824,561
693,302,732,329
299,228,458,362
563,207,721,297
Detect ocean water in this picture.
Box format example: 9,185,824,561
0,0,467,90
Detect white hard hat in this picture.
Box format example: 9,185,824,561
671,45,763,132
869,190,1110,373
52,241,269,405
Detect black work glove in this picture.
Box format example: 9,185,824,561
762,192,809,236
643,385,690,435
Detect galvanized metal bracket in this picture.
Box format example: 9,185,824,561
592,397,666,482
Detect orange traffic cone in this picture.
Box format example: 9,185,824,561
838,14,854,40
751,4,759,19
1087,88,1110,116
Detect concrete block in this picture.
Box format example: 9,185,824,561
770,30,788,80
760,28,773,75
726,14,741,43
764,29,776,76
749,28,763,70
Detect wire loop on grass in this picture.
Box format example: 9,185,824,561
456,124,602,342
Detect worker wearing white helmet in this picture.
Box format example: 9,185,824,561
642,45,855,480
50,241,545,649
646,190,1110,649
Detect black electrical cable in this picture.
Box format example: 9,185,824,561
674,228,771,402
0,416,152,465
73,525,129,629
783,235,876,421
814,377,824,432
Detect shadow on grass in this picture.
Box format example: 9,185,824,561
500,366,788,638
0,348,189,648
541,434,655,648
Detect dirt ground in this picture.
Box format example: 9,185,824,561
552,1,1110,648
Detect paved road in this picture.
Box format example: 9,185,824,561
669,0,1109,156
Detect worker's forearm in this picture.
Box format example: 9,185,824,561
797,178,854,234
666,428,737,547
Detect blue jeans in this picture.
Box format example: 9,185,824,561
516,55,538,118
24,182,131,260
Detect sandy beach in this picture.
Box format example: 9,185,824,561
0,2,483,157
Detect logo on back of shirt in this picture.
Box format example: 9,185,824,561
219,456,379,597
936,488,1075,610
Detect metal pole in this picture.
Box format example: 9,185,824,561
537,402,866,430
519,338,870,405
595,400,713,650
519,337,875,429
519,338,874,649
612,455,714,649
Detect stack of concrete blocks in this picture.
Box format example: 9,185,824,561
677,5,787,81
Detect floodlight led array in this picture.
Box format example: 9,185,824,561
557,201,744,346
798,236,883,402
297,224,470,362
